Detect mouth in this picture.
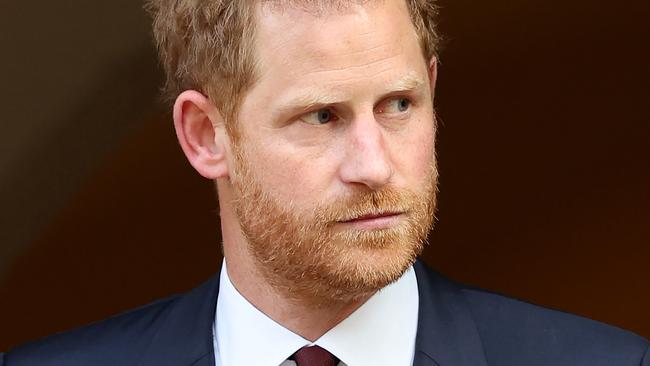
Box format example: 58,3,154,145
338,211,405,229
342,211,403,222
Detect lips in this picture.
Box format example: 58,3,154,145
341,211,403,223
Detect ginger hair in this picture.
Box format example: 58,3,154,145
145,0,440,135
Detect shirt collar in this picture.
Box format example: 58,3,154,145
215,259,419,366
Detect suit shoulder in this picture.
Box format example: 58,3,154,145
4,295,180,366
461,286,649,365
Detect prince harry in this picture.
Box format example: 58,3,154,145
2,0,648,365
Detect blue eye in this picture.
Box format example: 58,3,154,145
397,98,410,112
303,108,337,125
317,109,332,123
378,97,412,115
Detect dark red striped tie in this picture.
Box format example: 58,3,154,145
290,346,339,366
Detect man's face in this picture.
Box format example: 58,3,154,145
229,0,437,305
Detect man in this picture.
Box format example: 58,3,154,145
2,0,648,365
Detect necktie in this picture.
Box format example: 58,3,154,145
290,345,339,366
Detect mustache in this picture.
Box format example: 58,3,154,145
314,187,418,223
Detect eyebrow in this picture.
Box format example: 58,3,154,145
276,72,427,116
391,72,427,93
285,90,345,112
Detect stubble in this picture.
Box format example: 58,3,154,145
230,146,438,307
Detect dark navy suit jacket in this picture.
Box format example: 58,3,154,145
2,260,648,365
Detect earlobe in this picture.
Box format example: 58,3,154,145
173,90,230,179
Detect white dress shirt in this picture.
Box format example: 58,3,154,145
213,259,419,366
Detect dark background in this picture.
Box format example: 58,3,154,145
1,0,648,351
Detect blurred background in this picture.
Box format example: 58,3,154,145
1,0,648,351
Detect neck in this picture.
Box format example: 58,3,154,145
225,250,373,341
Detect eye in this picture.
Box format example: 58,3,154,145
397,98,411,112
302,108,338,125
386,97,411,113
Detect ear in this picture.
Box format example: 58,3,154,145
428,56,438,99
173,90,230,179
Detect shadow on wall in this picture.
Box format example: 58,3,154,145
0,0,162,278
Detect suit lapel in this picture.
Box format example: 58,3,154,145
137,270,221,366
135,260,488,366
413,260,489,366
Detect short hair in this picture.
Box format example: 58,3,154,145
145,0,440,135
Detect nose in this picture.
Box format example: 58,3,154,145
338,115,393,190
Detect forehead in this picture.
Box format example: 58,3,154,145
247,0,428,104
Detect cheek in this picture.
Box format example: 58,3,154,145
251,146,339,205
391,119,436,181
418,130,436,167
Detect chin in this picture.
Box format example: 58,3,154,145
311,234,423,302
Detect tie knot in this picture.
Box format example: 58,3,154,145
290,345,339,366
